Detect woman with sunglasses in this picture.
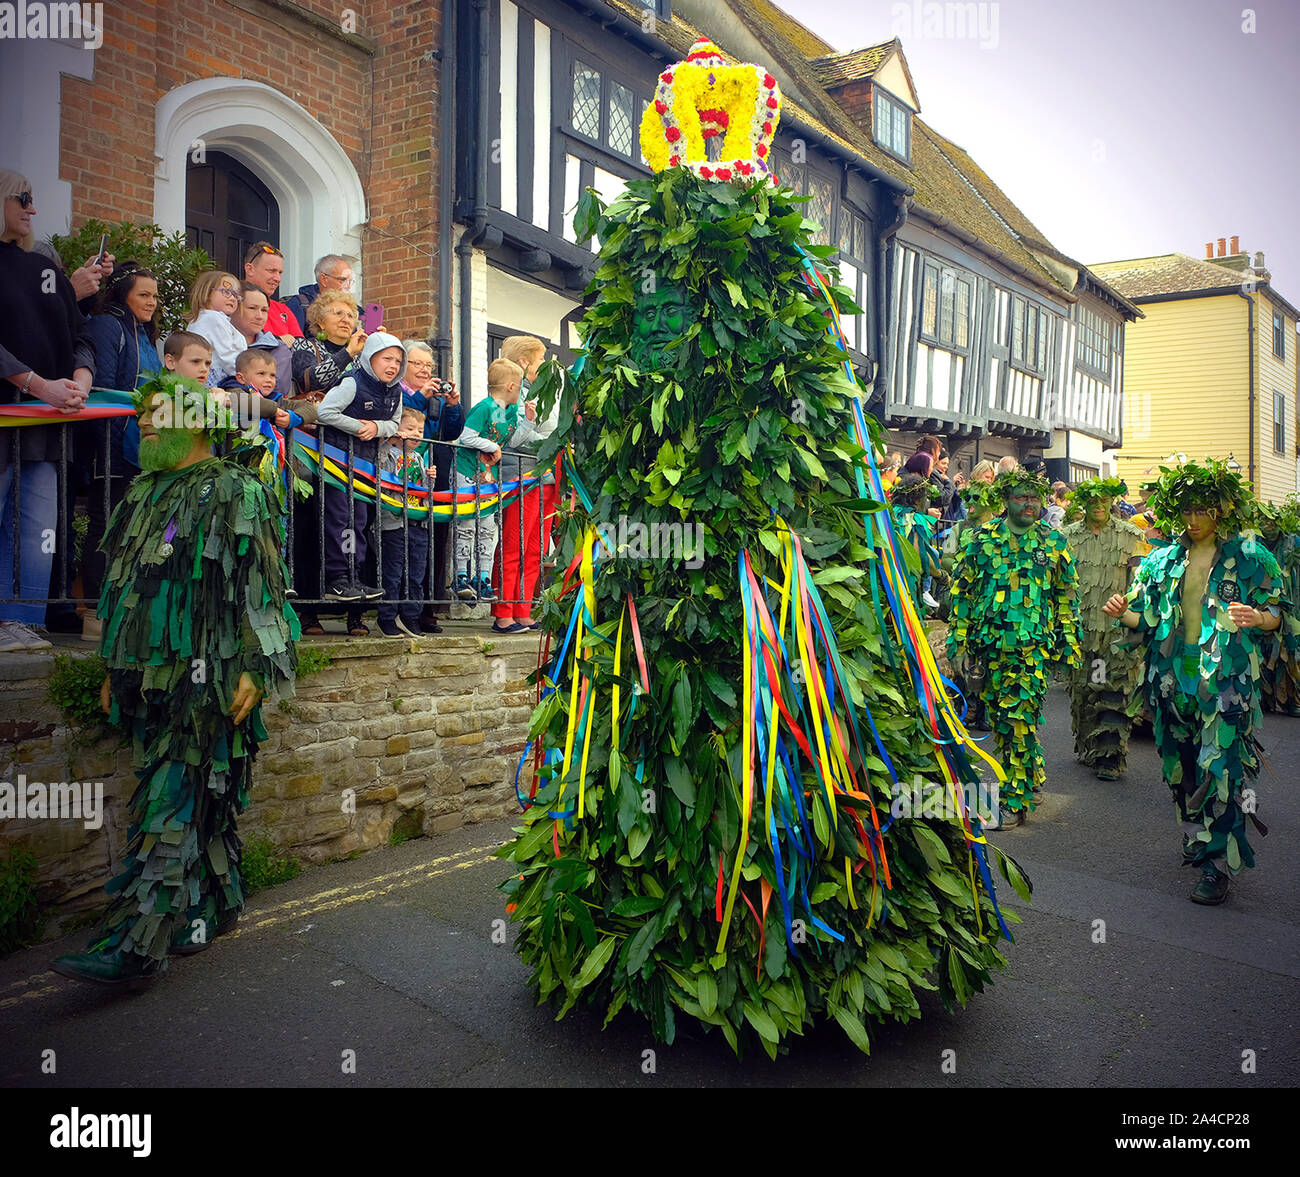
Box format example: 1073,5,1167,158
186,270,249,386
0,171,96,652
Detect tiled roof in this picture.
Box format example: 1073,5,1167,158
809,41,896,86
601,0,1135,308
1089,253,1254,299
748,0,836,56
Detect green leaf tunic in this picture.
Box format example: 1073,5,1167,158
93,457,299,964
1126,535,1284,872
948,517,1081,811
1062,516,1147,771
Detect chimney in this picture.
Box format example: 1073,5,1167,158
1230,235,1240,255
1205,242,1215,259
1217,237,1227,257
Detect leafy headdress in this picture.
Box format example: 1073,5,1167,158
1070,476,1127,513
1142,458,1254,539
132,370,239,446
958,477,1002,516
991,468,1050,503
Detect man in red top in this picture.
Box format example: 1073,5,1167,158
243,242,303,345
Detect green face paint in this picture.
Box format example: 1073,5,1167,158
630,281,696,370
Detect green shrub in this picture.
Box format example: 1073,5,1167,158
295,647,333,678
0,849,45,956
49,220,215,338
48,653,109,730
241,836,301,892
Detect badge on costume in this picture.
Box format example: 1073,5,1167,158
1033,549,1047,566
198,480,215,504
1217,579,1240,603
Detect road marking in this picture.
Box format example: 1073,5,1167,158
3,843,507,1008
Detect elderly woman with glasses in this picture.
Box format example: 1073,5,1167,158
292,289,366,399
0,170,96,651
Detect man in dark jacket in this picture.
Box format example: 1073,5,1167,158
284,253,363,333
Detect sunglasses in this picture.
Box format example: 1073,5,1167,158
8,192,33,209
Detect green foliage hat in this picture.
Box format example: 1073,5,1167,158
958,478,1002,515
992,468,1050,502
1142,457,1253,537
1070,475,1127,512
132,370,239,446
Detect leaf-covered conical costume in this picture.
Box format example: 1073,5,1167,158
500,43,1022,1057
93,454,299,965
1125,536,1281,872
948,516,1081,812
1061,513,1147,774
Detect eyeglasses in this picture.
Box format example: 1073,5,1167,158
216,285,242,299
7,192,33,209
321,271,354,289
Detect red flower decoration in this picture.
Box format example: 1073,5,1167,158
654,100,667,114
756,143,768,157
716,167,732,180
665,126,681,142
763,73,775,88
661,72,673,83
738,162,752,174
763,121,772,134
669,155,681,166
700,166,713,178
766,96,778,109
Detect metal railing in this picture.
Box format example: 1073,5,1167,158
1,420,556,626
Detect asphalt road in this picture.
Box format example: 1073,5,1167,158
2,682,1297,1089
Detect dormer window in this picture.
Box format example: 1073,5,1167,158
872,84,911,165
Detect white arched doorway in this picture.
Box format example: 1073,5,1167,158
154,78,366,292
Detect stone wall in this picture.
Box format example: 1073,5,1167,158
0,631,539,928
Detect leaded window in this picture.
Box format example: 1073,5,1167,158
921,260,972,352
873,85,911,164
1076,305,1111,377
1011,296,1048,374
608,82,635,157
571,63,601,140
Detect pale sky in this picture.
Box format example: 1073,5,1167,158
788,0,1300,303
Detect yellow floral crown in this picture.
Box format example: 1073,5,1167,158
638,38,782,182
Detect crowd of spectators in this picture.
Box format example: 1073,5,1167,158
0,171,557,651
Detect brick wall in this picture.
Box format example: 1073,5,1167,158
59,0,446,338
0,632,539,935
829,78,873,137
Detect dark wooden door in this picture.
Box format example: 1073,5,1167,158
185,151,280,275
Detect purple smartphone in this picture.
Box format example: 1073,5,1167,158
362,302,385,334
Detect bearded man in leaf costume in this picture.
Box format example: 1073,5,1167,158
500,40,1024,1058
1061,478,1147,780
1104,460,1281,905
948,470,1081,827
52,374,299,985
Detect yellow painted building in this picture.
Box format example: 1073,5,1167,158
1092,248,1300,504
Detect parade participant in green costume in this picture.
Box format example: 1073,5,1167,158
1104,459,1281,905
52,373,298,984
1252,498,1300,716
500,39,1020,1058
948,469,1080,826
890,472,941,615
941,478,1000,731
1061,477,1147,780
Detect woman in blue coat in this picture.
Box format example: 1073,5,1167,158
80,262,162,636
